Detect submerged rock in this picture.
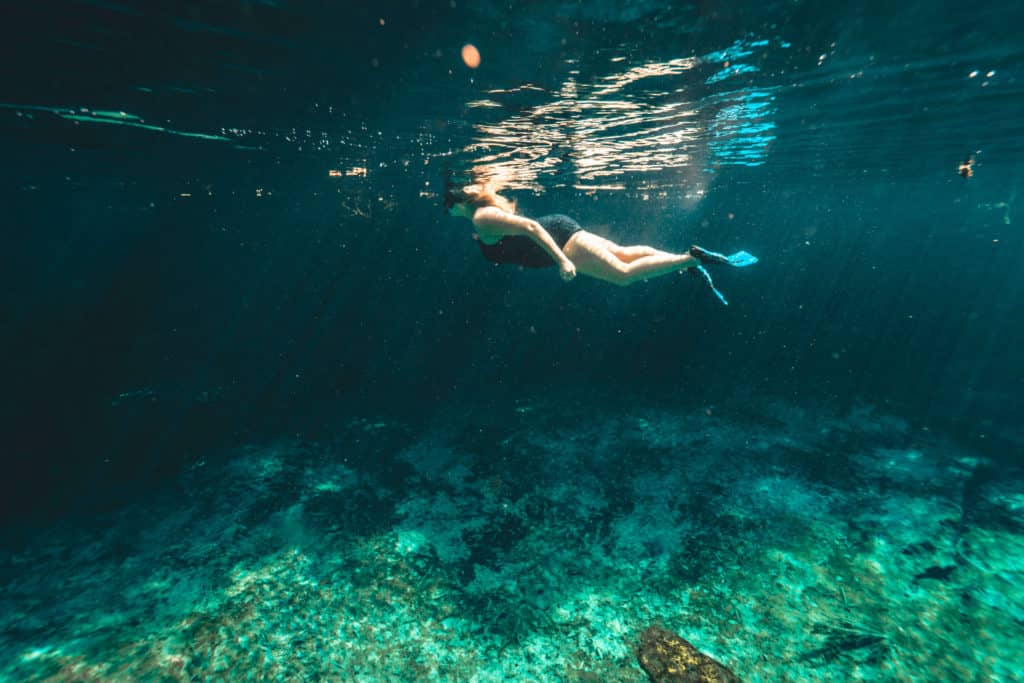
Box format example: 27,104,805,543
637,626,740,682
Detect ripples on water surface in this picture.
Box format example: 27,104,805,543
3,1,1021,199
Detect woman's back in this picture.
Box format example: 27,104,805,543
476,214,582,268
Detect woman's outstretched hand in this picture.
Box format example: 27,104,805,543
559,260,577,281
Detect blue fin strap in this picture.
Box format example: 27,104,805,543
690,265,729,306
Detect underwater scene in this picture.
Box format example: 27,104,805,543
2,0,1023,681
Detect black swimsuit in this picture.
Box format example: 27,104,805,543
476,214,582,269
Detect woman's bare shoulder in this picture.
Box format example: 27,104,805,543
473,206,533,234
472,205,513,223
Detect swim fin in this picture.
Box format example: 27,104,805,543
689,245,758,268
688,265,729,306
726,250,758,267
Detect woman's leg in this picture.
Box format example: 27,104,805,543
563,231,699,286
610,245,659,262
573,233,669,263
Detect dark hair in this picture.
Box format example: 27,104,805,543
443,169,516,214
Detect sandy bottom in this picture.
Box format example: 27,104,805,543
2,394,1022,681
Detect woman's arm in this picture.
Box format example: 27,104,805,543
473,207,576,280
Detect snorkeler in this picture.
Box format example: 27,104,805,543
444,178,758,305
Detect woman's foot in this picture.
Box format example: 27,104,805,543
689,245,731,266
689,246,759,268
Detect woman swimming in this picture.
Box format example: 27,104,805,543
445,180,757,305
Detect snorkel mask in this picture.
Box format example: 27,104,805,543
443,169,469,214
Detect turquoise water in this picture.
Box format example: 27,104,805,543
2,1,1023,681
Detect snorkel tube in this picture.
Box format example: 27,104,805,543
443,169,455,213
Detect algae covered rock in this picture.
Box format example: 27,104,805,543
637,626,740,682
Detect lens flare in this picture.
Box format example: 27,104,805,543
461,44,481,69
